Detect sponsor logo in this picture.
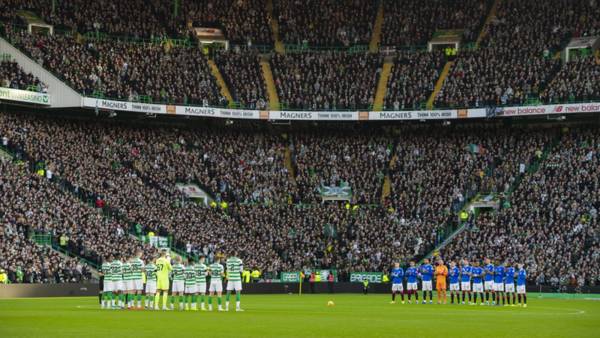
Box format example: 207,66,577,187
166,105,176,114
278,111,314,119
457,109,467,118
0,87,50,105
379,111,413,119
183,107,216,116
100,100,128,110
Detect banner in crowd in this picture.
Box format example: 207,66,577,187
148,236,169,248
81,97,600,121
0,87,50,105
319,184,352,201
349,272,383,283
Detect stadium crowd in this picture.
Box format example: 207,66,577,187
5,27,225,105
0,158,149,283
381,0,491,47
0,111,599,285
274,0,376,47
435,0,600,108
541,54,600,103
1,0,598,110
270,52,380,110
0,60,47,92
1,0,600,287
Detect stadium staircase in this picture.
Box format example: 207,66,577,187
369,0,385,53
207,59,234,107
260,57,281,110
475,0,500,48
380,154,397,203
426,61,454,109
266,0,285,54
284,144,296,179
373,58,393,111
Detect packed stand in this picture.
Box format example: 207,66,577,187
0,159,149,282
111,126,294,204
443,128,600,286
3,111,598,285
0,60,47,92
292,131,391,204
0,0,40,25
435,0,600,108
384,51,445,110
381,0,491,47
274,0,376,47
157,0,272,45
213,47,268,109
1,216,90,283
270,52,381,110
0,0,169,39
388,126,552,256
541,54,600,103
5,28,225,105
0,113,292,271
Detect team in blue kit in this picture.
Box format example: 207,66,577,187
387,258,528,307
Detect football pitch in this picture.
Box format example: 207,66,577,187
1,294,599,338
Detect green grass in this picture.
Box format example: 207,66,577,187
1,294,599,337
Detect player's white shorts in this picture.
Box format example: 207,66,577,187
114,280,124,292
391,283,404,292
493,282,504,292
449,283,460,291
484,281,494,291
504,283,515,293
226,280,243,291
185,284,198,294
103,280,113,292
406,282,418,291
472,282,483,293
145,281,157,294
197,283,207,294
516,285,526,294
421,281,432,291
209,280,223,293
125,280,135,291
172,280,185,293
461,281,471,291
133,280,144,291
